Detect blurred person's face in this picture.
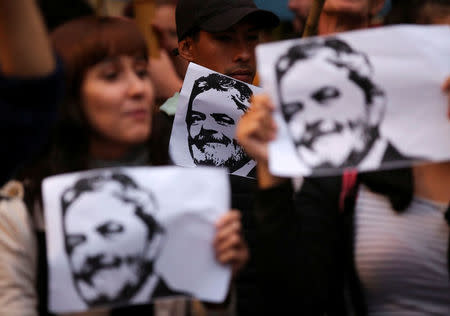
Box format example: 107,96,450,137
187,88,249,171
64,189,160,306
81,55,154,156
288,0,312,20
179,19,259,84
288,0,312,33
153,4,178,52
280,55,369,169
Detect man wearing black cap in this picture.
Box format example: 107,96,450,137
157,1,279,315
159,0,279,116
176,0,278,84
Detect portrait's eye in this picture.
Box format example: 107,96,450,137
311,86,340,104
211,113,235,126
66,234,86,254
282,102,303,122
188,111,206,125
97,221,124,238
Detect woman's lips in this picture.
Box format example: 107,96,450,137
125,109,149,121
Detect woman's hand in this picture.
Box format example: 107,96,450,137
213,210,248,278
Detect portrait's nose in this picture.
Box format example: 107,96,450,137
201,116,219,132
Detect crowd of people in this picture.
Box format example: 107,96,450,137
0,0,449,316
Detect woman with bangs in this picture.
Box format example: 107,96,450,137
0,16,247,316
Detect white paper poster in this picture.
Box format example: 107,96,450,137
170,63,261,178
43,166,230,313
256,25,450,177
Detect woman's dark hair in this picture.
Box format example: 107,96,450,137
20,16,169,201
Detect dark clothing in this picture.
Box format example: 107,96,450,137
229,174,261,315
0,60,64,186
253,169,415,315
380,141,417,166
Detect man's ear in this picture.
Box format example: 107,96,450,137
178,37,195,62
369,0,386,17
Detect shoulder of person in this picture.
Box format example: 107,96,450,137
0,180,36,249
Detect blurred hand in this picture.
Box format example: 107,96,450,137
442,76,450,120
148,49,182,100
213,210,248,278
237,94,288,189
236,94,277,165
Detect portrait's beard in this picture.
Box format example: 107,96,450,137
72,253,153,306
290,119,370,169
188,133,250,173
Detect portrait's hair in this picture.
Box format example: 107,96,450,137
61,171,163,255
185,73,253,126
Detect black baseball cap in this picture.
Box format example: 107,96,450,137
176,0,280,41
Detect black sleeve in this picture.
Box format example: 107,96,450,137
0,58,64,185
254,177,345,315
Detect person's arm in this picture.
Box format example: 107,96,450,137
0,0,65,185
0,181,38,316
0,0,55,77
148,49,183,101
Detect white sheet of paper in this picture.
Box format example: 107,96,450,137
256,25,450,177
170,63,261,178
43,166,230,313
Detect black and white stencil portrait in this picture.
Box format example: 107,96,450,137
170,63,261,178
42,167,231,313
256,25,450,177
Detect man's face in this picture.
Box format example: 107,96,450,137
280,54,368,169
187,88,248,171
187,19,259,84
288,0,312,20
64,190,157,306
288,0,312,33
152,4,178,52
